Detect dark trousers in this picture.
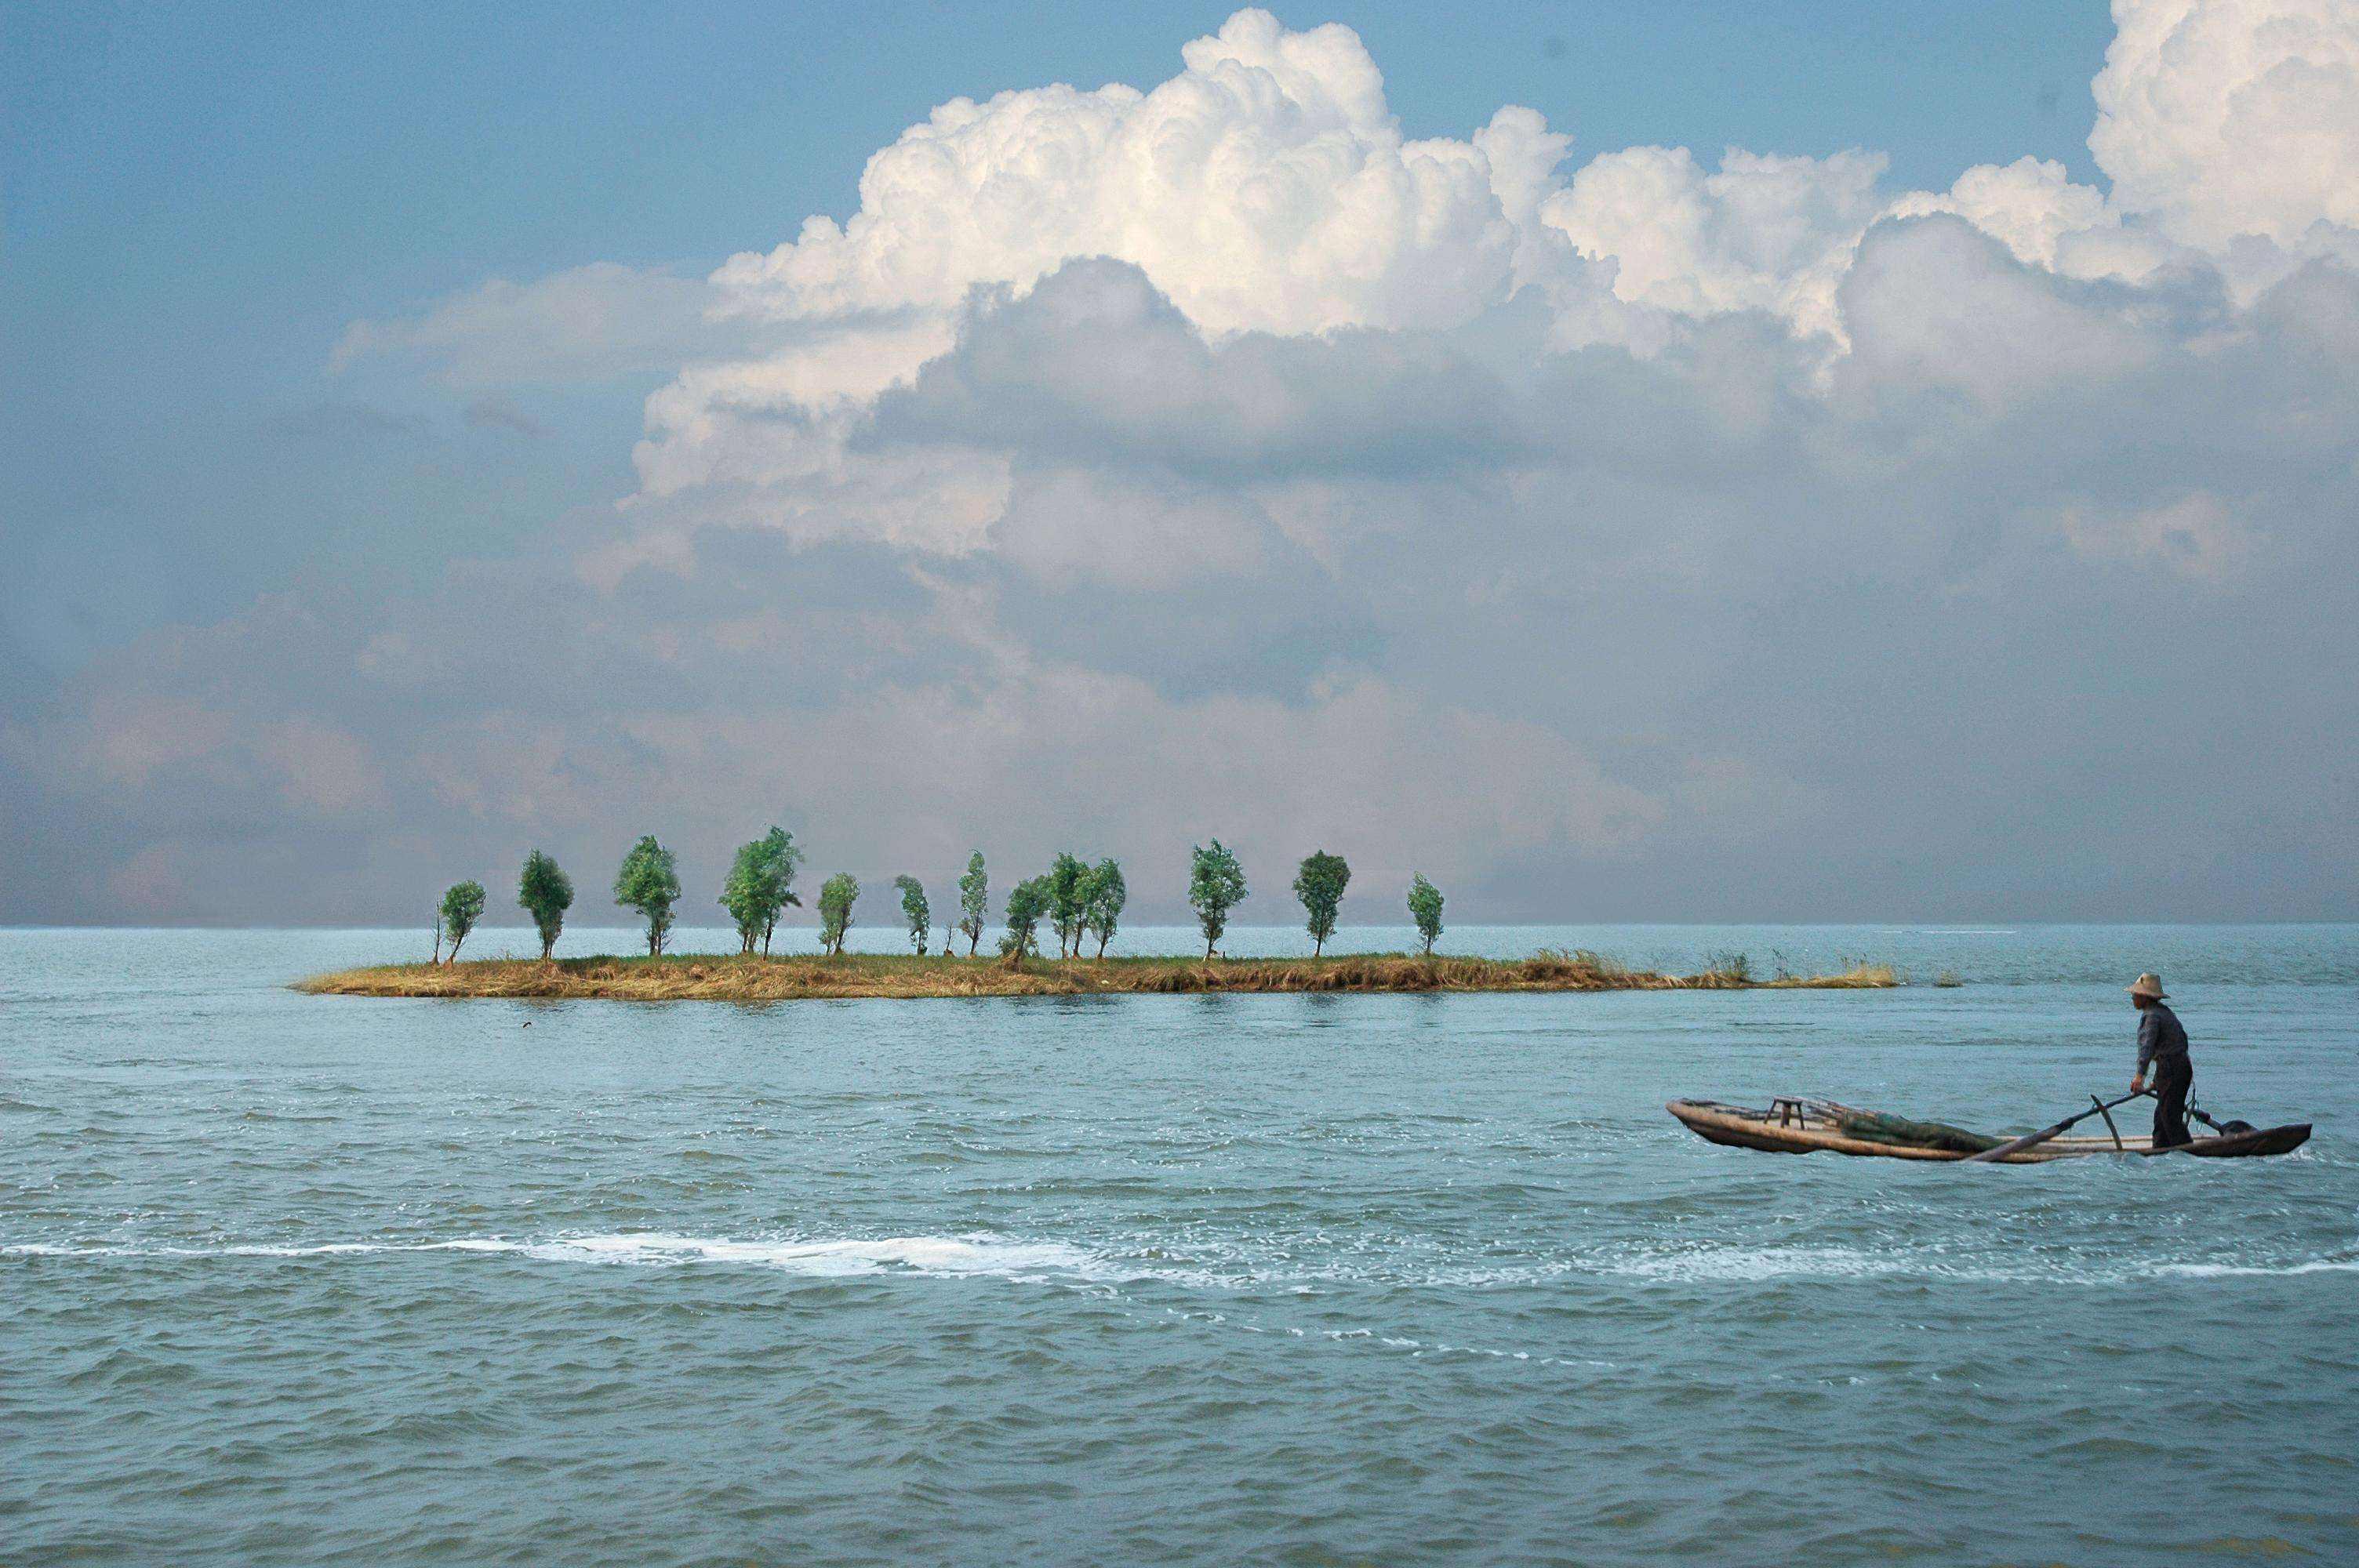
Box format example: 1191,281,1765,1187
2151,1054,2194,1148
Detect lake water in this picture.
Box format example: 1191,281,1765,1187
4,924,2354,1566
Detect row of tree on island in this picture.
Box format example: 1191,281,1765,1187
428,831,1447,967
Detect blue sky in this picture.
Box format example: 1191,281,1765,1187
3,2,2354,924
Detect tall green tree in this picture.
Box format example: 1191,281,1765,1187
756,826,804,955
1292,851,1350,957
894,875,932,954
1046,851,1089,958
720,840,769,955
720,826,804,956
816,873,860,956
614,835,682,957
438,880,486,966
516,851,573,960
1188,840,1248,960
957,851,989,957
999,874,1050,965
1081,858,1127,958
1407,873,1445,956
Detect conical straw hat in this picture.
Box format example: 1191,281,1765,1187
2127,972,2168,1000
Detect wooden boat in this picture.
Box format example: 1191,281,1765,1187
1669,1098,2311,1163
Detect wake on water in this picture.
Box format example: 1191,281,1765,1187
8,1232,2355,1286
1,1233,1103,1279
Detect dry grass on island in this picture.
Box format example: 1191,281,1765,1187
299,949,1900,1002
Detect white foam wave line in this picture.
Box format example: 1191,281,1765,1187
11,1237,2354,1287
6,1242,401,1258
1157,1308,1619,1371
1,1232,1106,1280
1594,1247,2359,1284
2152,1258,2359,1278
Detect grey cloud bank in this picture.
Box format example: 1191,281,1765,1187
5,4,2356,924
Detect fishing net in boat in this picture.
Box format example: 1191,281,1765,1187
1833,1110,2005,1154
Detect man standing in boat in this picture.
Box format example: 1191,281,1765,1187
2127,973,2193,1148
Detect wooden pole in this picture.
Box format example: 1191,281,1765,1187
1965,1089,2151,1163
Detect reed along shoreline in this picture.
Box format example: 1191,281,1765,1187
298,950,1901,1001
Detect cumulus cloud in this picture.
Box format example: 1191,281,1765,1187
1882,156,2163,281
10,3,2359,924
2090,0,2359,251
615,3,2359,569
1539,144,1888,341
615,10,1598,553
703,10,1530,339
325,5,2359,579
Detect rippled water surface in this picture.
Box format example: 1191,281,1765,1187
5,924,2354,1566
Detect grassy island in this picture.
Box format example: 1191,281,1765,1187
300,950,1899,1002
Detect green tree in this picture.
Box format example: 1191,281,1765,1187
720,840,769,955
1081,858,1127,958
894,875,932,954
1407,873,1445,956
816,873,859,956
516,851,573,960
957,851,989,956
999,874,1050,965
1047,851,1089,958
1292,851,1350,957
720,826,804,956
613,835,682,956
1188,840,1248,960
756,826,804,955
438,880,487,965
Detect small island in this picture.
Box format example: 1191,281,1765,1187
300,950,1899,1001
340,837,1903,1000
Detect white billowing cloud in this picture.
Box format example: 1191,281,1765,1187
340,4,2359,577
707,9,1532,341
1884,156,2163,280
634,6,1600,557
1536,0,2359,336
2090,0,2359,252
624,11,1904,559
618,8,1568,556
1471,106,1578,292
1538,145,1888,341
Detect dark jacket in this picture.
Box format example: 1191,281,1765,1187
2135,1002,2190,1074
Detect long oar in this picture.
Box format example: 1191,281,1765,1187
1964,1089,2152,1163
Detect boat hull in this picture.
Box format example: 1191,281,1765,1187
1667,1100,2310,1163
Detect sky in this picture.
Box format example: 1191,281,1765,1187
2,0,2355,926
